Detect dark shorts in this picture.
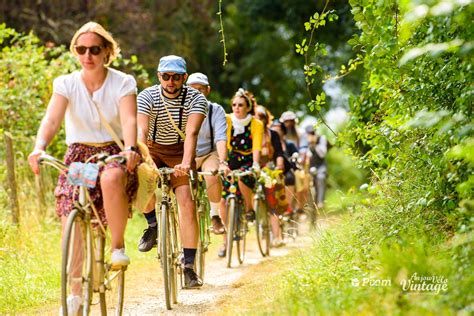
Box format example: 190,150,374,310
284,170,295,186
147,141,194,189
55,143,138,225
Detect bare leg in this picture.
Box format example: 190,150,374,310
175,184,198,248
270,213,281,240
219,198,227,250
62,215,84,296
238,180,254,212
101,168,128,249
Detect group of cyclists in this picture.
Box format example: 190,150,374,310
26,21,329,314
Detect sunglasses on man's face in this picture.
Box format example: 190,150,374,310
160,73,183,81
75,45,103,55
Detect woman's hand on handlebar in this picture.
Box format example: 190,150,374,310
28,149,46,175
121,149,140,172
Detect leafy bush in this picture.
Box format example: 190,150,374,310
0,24,150,222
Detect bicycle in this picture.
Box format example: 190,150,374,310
39,153,127,316
221,169,253,268
307,166,319,229
189,170,214,281
155,167,182,310
254,168,271,257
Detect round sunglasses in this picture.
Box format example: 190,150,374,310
74,45,103,55
160,73,183,81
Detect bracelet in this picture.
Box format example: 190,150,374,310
219,159,228,166
124,146,138,152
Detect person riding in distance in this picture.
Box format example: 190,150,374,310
218,88,263,258
137,55,206,288
270,120,299,216
255,105,289,247
27,21,140,314
187,72,229,234
305,124,329,208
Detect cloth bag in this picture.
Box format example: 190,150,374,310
91,100,159,212
134,141,159,212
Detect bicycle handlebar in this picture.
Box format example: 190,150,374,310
157,167,176,176
38,153,127,172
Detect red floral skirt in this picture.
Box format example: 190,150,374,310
54,143,138,225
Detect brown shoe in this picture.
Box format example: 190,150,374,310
211,216,226,235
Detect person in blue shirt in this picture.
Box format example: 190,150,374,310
187,72,229,236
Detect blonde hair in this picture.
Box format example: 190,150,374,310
233,88,257,115
255,105,274,128
69,21,120,66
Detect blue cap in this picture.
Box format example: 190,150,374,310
157,55,186,74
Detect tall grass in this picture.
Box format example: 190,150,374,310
0,183,156,315
255,192,473,315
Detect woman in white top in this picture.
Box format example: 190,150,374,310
28,22,140,271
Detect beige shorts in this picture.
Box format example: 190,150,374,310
195,151,219,171
294,169,310,193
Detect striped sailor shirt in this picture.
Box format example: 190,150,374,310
137,85,208,145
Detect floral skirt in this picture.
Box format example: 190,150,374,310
264,175,289,215
55,143,138,225
222,151,255,199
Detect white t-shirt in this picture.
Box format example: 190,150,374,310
53,68,137,145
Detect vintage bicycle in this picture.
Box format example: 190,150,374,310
189,170,214,281
254,168,271,257
39,153,127,316
154,167,182,310
221,169,254,268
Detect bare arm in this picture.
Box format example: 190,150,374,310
215,140,230,173
216,140,227,162
137,113,149,144
175,113,205,176
119,94,140,172
28,93,68,174
253,149,261,167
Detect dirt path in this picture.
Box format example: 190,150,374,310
34,218,316,315
122,228,312,315
120,221,310,315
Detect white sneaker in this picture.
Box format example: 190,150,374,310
111,248,130,267
271,238,285,248
59,294,82,315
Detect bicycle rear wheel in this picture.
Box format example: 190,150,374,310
160,203,173,310
98,233,125,316
236,203,247,264
226,198,236,268
255,198,270,257
61,208,93,315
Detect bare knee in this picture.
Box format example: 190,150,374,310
101,168,126,192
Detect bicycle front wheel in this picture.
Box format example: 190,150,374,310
61,208,93,315
226,198,236,268
98,233,126,316
236,203,247,264
160,203,173,310
255,198,270,257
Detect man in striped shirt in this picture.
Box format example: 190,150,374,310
137,55,207,288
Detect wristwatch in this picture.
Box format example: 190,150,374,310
124,146,138,152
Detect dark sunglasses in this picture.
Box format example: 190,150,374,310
75,45,103,55
232,102,245,108
160,73,183,81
